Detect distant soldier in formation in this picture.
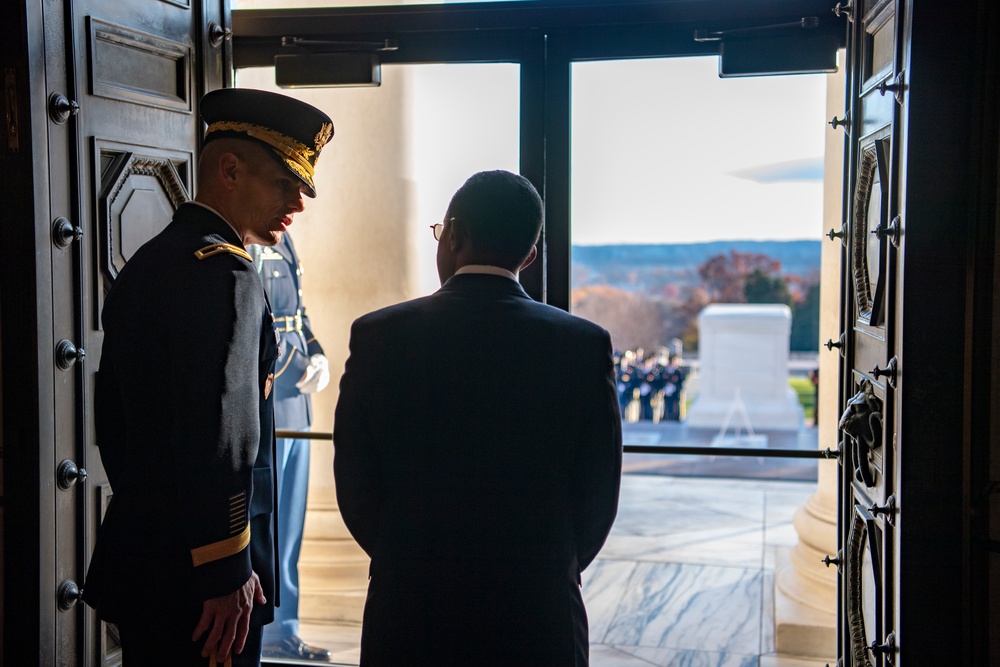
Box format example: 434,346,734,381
614,350,638,416
663,355,687,421
613,347,687,423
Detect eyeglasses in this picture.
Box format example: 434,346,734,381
429,218,455,241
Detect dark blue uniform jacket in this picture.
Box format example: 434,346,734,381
83,203,279,629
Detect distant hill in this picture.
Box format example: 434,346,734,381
573,240,821,274
572,240,821,290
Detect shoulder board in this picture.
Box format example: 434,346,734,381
194,243,252,263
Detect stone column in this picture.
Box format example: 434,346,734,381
772,56,846,659
235,61,419,624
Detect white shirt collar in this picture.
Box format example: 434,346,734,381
455,264,518,281
186,200,244,244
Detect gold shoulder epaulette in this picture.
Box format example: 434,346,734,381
194,243,252,263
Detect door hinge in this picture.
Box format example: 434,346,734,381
832,1,855,22
872,214,901,248
48,92,80,125
52,217,83,249
877,70,906,105
826,224,847,246
57,580,84,611
829,112,850,135
824,333,846,357
55,339,86,370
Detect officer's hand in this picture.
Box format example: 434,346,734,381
192,571,266,662
295,354,330,394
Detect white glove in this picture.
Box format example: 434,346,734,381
295,354,330,394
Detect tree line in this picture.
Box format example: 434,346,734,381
571,249,820,353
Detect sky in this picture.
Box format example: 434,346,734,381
402,56,829,253
571,56,828,245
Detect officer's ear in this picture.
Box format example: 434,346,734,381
217,151,243,191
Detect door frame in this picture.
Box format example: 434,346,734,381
3,0,63,660
8,0,999,663
232,1,1000,663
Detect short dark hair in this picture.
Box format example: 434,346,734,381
447,170,543,269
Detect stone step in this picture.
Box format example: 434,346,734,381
300,538,368,563
304,509,354,540
300,560,369,588
301,589,367,624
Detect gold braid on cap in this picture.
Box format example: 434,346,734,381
206,120,316,181
313,123,333,166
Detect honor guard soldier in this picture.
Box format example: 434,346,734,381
253,231,332,661
83,88,333,666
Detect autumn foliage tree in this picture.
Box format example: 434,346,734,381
569,247,820,354
678,250,815,352
790,282,821,351
571,285,665,351
744,268,792,305
698,250,784,302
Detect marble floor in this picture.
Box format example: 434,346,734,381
288,473,829,667
578,474,826,667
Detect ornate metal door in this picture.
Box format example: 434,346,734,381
835,0,904,664
38,0,229,663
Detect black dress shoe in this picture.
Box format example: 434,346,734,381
263,636,333,662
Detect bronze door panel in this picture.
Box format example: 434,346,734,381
95,141,192,304
42,0,226,663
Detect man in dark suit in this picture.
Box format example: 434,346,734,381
255,231,333,661
333,170,623,666
82,88,333,666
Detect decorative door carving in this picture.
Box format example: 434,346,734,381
836,0,903,664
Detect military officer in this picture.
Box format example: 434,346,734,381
254,231,332,661
83,88,334,666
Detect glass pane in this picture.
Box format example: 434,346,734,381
235,62,519,665
571,55,828,446
571,56,841,661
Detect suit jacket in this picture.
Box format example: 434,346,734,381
83,202,279,629
333,273,623,666
256,233,323,430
